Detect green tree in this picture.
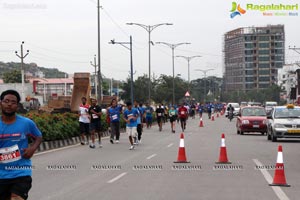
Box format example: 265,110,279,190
3,70,22,83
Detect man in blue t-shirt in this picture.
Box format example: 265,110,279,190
107,99,123,144
123,101,139,150
0,90,42,200
144,103,153,128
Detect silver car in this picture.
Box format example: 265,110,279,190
267,105,300,142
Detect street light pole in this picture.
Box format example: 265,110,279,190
109,36,134,104
15,41,29,102
176,55,202,91
97,0,102,103
90,55,98,99
156,42,191,105
126,22,173,104
195,69,214,102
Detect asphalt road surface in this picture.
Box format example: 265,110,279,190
30,114,300,200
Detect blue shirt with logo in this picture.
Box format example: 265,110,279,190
123,108,139,127
108,105,122,122
0,115,42,179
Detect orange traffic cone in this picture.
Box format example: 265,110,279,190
199,117,204,127
269,145,290,187
211,113,215,121
216,133,231,164
174,133,190,163
217,112,220,118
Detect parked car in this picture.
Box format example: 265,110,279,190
267,104,300,142
225,102,240,117
236,106,267,135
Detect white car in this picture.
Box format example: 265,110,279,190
267,104,300,142
225,103,240,117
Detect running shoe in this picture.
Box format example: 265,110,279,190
89,144,96,148
129,145,135,150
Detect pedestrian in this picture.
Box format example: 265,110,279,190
123,101,139,150
79,97,90,145
144,103,153,128
155,104,165,132
0,90,42,200
107,99,122,144
168,106,177,133
134,101,145,144
178,102,188,132
88,98,102,148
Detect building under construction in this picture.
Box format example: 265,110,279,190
223,25,285,92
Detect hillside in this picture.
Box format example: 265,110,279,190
0,61,67,79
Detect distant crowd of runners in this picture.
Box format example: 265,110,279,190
78,97,226,150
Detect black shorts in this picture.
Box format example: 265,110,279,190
170,116,177,123
90,121,101,132
157,117,163,123
0,176,32,200
180,117,187,123
80,122,90,134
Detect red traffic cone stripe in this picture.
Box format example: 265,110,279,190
211,114,215,121
216,133,231,164
269,145,290,187
174,133,190,163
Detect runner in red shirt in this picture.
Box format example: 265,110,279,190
178,102,188,132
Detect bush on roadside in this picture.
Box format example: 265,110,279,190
23,112,126,141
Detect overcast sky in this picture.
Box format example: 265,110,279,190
0,0,299,81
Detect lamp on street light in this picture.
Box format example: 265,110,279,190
176,55,202,92
156,42,191,105
126,22,173,104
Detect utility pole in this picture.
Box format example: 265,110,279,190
90,55,98,99
15,41,29,102
176,55,202,92
126,22,173,104
109,36,134,104
97,0,102,103
195,69,214,102
156,42,190,105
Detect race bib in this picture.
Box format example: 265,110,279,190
158,113,162,116
112,114,118,120
128,114,134,120
92,114,99,119
0,145,21,164
181,111,185,115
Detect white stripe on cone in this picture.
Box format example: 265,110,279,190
221,138,225,147
179,139,184,147
277,152,283,164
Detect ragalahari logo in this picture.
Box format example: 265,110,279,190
230,2,246,18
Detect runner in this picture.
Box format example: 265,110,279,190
198,103,204,118
144,103,153,128
79,97,90,145
178,102,188,132
155,104,165,132
0,90,42,200
88,98,102,148
168,106,177,133
123,101,139,150
135,102,145,144
107,99,123,144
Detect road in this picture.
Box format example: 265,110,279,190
30,114,300,200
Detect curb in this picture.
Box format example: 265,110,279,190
36,129,125,152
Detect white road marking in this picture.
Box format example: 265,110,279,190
146,154,157,160
107,172,127,184
253,159,290,200
167,143,173,148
